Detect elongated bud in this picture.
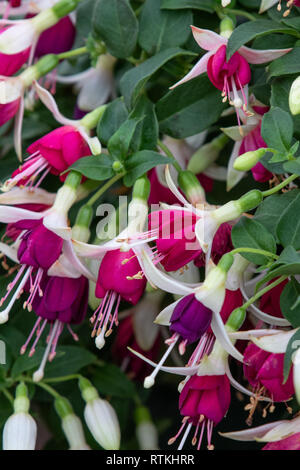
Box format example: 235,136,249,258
52,0,81,18
72,205,93,242
135,406,159,450
31,0,80,34
226,307,246,332
3,383,37,450
80,105,107,130
289,76,300,115
55,397,90,450
132,175,151,202
220,15,234,38
226,254,250,290
125,176,150,237
233,148,267,171
79,377,120,450
178,170,205,204
187,134,228,174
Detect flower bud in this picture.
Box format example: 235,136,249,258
79,377,120,450
226,253,250,290
55,397,90,450
3,383,37,450
72,205,93,242
226,307,246,331
178,170,205,204
289,76,300,115
220,16,234,39
233,148,267,171
135,406,159,450
187,134,228,174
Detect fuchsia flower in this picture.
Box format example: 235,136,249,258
0,26,30,75
243,342,295,402
263,433,300,450
260,0,300,15
92,249,147,350
171,27,291,122
21,273,89,381
259,278,288,318
0,77,23,126
176,374,231,449
3,126,91,191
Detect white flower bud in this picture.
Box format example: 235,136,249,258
84,398,120,450
3,412,37,450
62,414,90,451
289,76,300,115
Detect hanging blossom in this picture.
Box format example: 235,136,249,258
259,0,300,15
222,99,272,190
221,414,300,450
171,27,291,126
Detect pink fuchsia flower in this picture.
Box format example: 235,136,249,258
221,414,300,448
3,125,91,191
260,0,300,15
0,76,23,125
243,342,295,402
194,222,233,267
0,26,30,75
22,273,89,382
171,27,291,122
222,102,272,190
92,249,147,350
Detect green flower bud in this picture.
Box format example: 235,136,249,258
52,0,81,18
237,189,263,213
187,134,228,174
226,308,246,332
54,397,73,420
178,170,205,204
233,148,267,171
132,175,151,202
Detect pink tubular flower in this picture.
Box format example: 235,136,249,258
263,433,300,450
169,374,231,450
171,27,291,122
243,342,295,402
3,126,91,191
0,26,30,75
21,273,89,382
92,249,147,350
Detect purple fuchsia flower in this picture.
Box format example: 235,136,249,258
171,27,291,126
3,125,92,192
221,414,300,449
22,273,89,382
91,249,147,350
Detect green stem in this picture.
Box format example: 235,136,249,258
230,247,279,260
262,174,298,197
86,173,124,207
157,139,182,173
2,388,14,406
43,374,82,384
225,8,257,21
242,275,289,310
57,46,88,61
22,377,61,399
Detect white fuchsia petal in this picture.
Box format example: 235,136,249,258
239,46,292,65
0,206,43,223
210,312,244,363
170,51,214,89
259,0,279,13
220,420,288,442
0,188,56,206
250,329,298,353
226,141,245,191
191,26,227,51
154,298,183,326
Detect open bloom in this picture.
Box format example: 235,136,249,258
3,125,91,191
0,76,23,125
171,27,291,122
0,26,30,75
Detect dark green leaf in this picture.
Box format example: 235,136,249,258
120,47,195,108
280,278,300,328
108,118,142,160
138,0,192,54
284,158,300,175
284,328,300,382
92,0,138,59
68,154,114,180
268,47,300,79
156,74,226,138
11,348,45,378
227,20,295,59
276,191,300,249
161,0,214,12
123,150,172,186
45,346,96,378
93,364,135,398
261,107,293,153
257,246,300,287
129,96,159,151
231,217,277,265
97,98,129,146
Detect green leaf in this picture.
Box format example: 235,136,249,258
284,328,300,382
161,0,214,11
97,98,129,147
280,278,300,328
268,47,300,79
261,107,293,154
120,47,195,108
11,348,45,379
123,150,172,186
68,154,114,180
129,96,159,151
93,364,135,398
226,20,296,59
44,346,96,378
92,0,138,59
257,246,300,287
138,0,192,55
284,157,300,175
276,191,300,249
231,217,277,265
107,118,142,160
254,190,299,242
156,75,226,138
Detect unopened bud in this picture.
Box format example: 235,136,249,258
289,76,300,115
233,148,267,171
220,15,234,39
178,170,205,204
226,307,246,331
187,134,228,174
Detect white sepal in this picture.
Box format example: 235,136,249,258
3,412,37,450
84,398,120,450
